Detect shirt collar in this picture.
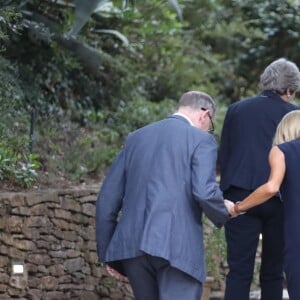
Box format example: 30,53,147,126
173,112,194,126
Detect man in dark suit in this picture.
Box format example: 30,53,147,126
96,91,234,300
220,58,300,300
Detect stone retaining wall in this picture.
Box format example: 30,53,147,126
0,188,134,300
0,187,264,300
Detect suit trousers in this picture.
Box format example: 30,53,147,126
224,187,284,300
122,254,202,300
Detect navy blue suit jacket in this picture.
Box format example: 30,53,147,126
96,115,230,282
220,90,299,192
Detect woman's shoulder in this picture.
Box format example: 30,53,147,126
277,138,300,152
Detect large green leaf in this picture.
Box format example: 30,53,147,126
67,0,108,36
67,0,182,36
168,0,182,21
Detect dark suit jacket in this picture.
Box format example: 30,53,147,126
96,115,230,282
220,90,299,192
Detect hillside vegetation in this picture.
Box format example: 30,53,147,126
1,0,300,189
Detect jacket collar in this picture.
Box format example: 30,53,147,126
172,113,194,126
168,114,193,126
260,90,286,102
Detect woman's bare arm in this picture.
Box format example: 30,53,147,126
235,146,286,213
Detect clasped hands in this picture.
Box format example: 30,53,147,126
224,199,244,218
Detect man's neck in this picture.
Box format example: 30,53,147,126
173,112,194,126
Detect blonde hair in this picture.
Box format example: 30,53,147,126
273,110,300,145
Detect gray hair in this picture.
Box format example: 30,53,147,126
259,58,300,94
177,91,216,116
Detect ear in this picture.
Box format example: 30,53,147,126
198,109,208,125
200,109,208,119
281,89,294,102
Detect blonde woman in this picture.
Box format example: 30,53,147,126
233,110,300,300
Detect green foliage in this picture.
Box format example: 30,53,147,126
104,97,176,140
61,132,119,181
33,117,120,182
0,5,22,47
1,0,300,189
0,147,15,180
57,98,174,180
14,153,41,188
0,58,26,144
33,97,175,183
0,145,40,188
184,0,300,102
0,56,41,188
204,218,227,284
120,1,206,102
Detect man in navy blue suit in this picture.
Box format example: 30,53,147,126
96,91,234,300
220,58,300,300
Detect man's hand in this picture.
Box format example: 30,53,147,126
224,199,239,218
105,265,128,282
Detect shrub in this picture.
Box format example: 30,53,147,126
0,56,41,188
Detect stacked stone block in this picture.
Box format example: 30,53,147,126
0,188,133,300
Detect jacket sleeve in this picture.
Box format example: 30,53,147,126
96,148,126,262
191,133,230,227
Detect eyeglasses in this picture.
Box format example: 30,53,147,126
201,107,215,133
